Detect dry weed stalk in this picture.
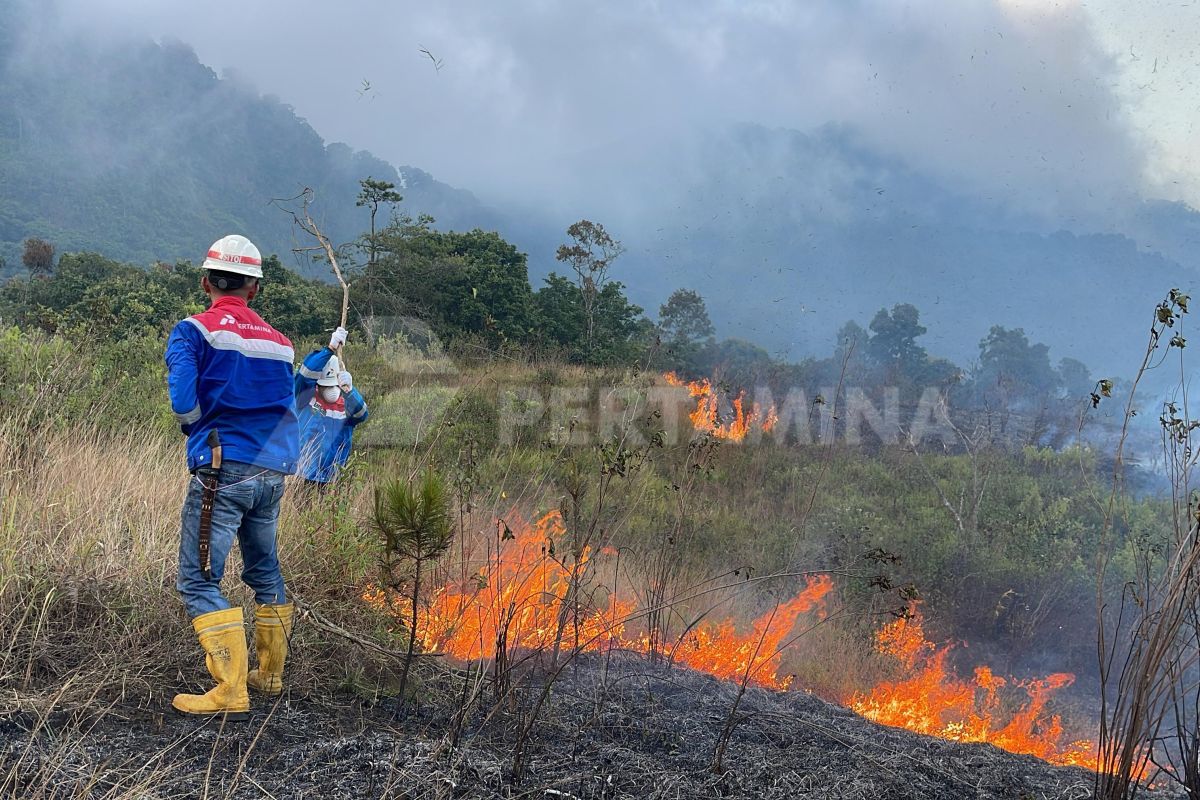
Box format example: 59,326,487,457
1093,289,1200,799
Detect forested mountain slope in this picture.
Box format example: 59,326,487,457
0,0,496,275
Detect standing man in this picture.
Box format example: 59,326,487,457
165,234,299,717
296,332,369,489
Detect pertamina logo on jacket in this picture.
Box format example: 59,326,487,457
185,299,294,363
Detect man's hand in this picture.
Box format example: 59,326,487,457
338,371,353,392
329,326,348,350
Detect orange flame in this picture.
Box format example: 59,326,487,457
664,574,833,688
362,511,829,690
363,516,1164,783
364,511,635,659
849,608,1096,768
664,372,777,441
365,538,1154,779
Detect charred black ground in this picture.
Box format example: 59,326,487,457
0,654,1178,800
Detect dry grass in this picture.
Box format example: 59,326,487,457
0,420,184,705
0,416,392,710
0,414,394,797
0,422,181,593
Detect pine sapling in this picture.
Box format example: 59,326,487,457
372,469,454,700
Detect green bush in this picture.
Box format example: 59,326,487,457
355,385,458,449
0,326,173,434
435,387,501,456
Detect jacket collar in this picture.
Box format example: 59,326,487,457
209,295,249,312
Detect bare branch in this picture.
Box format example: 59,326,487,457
272,188,352,366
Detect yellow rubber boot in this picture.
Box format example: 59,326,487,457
172,607,250,719
247,602,294,695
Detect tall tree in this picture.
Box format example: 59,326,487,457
867,303,928,368
368,220,533,347
22,237,55,276
555,220,625,359
1056,357,1092,399
657,288,715,374
830,319,871,384
356,177,403,320
659,289,715,344
532,274,648,364
356,177,404,273
976,326,1059,401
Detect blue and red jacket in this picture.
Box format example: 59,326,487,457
296,348,369,483
165,295,299,474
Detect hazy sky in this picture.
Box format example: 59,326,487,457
1085,0,1200,203
52,0,1199,225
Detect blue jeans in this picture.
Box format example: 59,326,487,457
177,461,288,618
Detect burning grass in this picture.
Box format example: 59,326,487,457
659,573,831,687
663,372,778,442
365,511,631,659
849,607,1098,770
363,510,832,690
364,511,1114,778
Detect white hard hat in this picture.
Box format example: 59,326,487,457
317,356,341,387
203,234,263,278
